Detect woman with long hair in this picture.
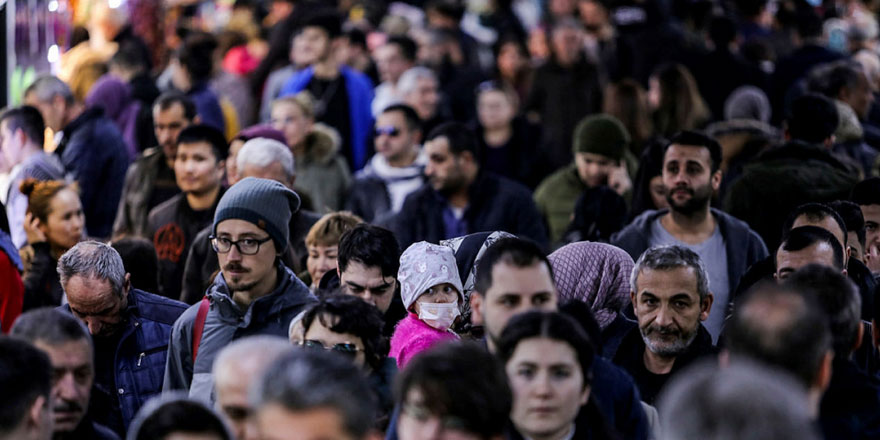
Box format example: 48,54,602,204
649,64,710,138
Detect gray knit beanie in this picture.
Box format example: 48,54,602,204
212,177,301,251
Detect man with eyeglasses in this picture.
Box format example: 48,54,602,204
164,177,317,403
346,104,427,224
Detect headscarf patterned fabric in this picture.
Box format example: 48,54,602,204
548,241,634,329
398,241,464,311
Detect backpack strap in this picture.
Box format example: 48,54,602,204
192,297,210,366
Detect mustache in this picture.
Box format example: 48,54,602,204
223,262,250,273
645,324,680,336
54,401,83,413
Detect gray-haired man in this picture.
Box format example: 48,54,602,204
57,241,187,435
251,348,378,440
611,245,718,405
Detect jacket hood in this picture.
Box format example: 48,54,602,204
304,123,341,165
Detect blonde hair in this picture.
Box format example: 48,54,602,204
272,91,317,120
305,211,363,247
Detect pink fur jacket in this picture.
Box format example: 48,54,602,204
389,313,459,368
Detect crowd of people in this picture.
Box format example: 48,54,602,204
2,0,880,438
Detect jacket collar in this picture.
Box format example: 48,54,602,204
207,262,316,325
614,322,716,374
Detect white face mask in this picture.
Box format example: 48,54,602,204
418,300,460,330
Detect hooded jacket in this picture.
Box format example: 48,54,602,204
294,124,352,212
610,208,768,316
163,263,316,403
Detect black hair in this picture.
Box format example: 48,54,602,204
176,124,229,161
493,33,528,59
0,106,45,146
0,337,52,434
133,399,231,440
821,61,866,99
154,92,197,121
111,237,159,294
298,10,343,39
393,342,511,438
474,237,552,295
301,295,387,371
426,0,466,22
175,32,218,84
734,0,768,18
497,311,595,386
11,308,91,348
345,28,367,49
559,300,603,353
708,15,738,49
786,93,838,144
785,265,862,356
725,282,831,387
385,35,418,62
782,202,848,247
795,9,824,40
381,104,422,132
109,42,149,73
851,177,880,206
664,130,723,173
337,224,401,279
779,226,845,270
425,122,478,156
828,200,866,250
630,140,667,219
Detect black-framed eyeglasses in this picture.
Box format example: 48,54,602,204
374,125,401,138
210,235,272,255
299,339,362,358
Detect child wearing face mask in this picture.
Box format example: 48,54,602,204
390,241,464,368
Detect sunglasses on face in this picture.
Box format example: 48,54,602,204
299,340,362,358
374,126,401,138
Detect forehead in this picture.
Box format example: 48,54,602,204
341,261,388,284
415,77,437,89
861,204,880,219
272,102,304,117
376,44,402,58
663,144,712,166
635,267,700,299
485,261,556,298
65,275,117,305
509,337,578,365
154,103,186,120
304,315,363,344
576,152,614,163
299,26,329,39
776,242,836,267
34,339,93,365
424,137,451,155
377,111,405,127
217,218,267,236
176,141,215,155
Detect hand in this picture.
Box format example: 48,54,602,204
865,243,880,276
24,212,47,245
608,162,632,196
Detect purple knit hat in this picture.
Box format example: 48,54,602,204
236,124,287,146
